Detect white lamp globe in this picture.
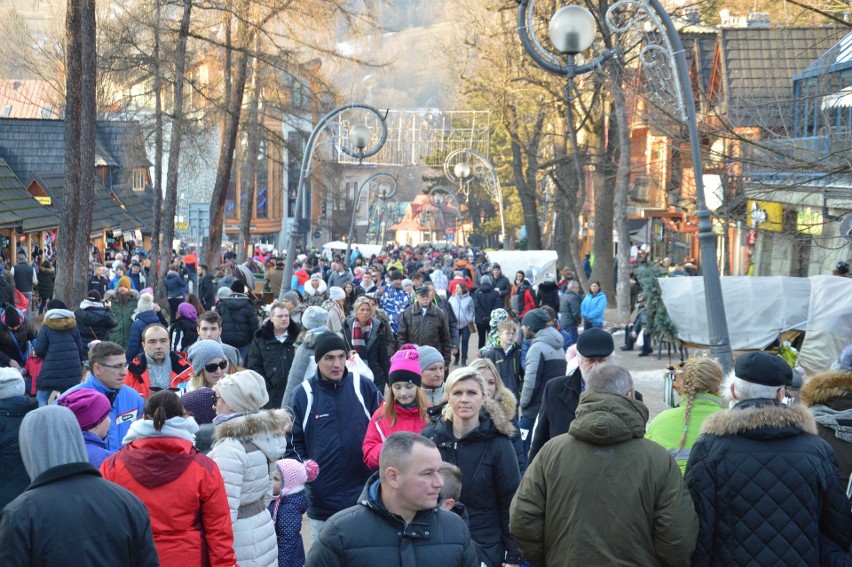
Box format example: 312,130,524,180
548,5,597,54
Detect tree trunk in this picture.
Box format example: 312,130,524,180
591,112,615,300
204,17,252,267
55,0,95,307
157,0,192,298
148,0,163,299
610,62,633,325
237,48,262,264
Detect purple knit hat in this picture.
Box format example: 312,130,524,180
388,344,422,387
182,387,216,424
57,389,112,431
177,302,198,322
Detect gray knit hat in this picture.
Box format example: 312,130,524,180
217,287,232,299
417,345,444,371
187,340,226,373
328,287,345,301
215,370,269,413
0,367,25,399
282,291,300,305
522,308,551,334
302,306,328,330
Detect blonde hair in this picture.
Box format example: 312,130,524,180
353,296,374,313
382,386,428,427
468,358,504,400
678,357,724,451
440,368,487,422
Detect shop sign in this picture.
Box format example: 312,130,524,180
35,196,52,205
747,200,783,232
796,208,822,236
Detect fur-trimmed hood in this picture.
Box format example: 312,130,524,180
43,309,77,330
213,409,290,461
701,399,817,437
105,288,139,303
303,279,328,296
493,386,518,424
799,369,852,407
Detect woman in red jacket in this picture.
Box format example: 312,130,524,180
362,344,428,470
100,390,236,567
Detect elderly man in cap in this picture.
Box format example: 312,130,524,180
686,351,852,567
518,308,567,456
287,332,383,543
397,285,452,366
528,327,614,462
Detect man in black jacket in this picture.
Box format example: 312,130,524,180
528,327,613,463
197,264,216,310
246,302,300,408
0,405,158,566
306,432,479,567
686,352,852,567
558,280,582,347
490,263,511,306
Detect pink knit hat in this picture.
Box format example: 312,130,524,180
388,344,422,387
277,458,319,496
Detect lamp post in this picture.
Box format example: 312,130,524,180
279,103,387,295
344,172,398,263
517,0,732,371
443,148,508,250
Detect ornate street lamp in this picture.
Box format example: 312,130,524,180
345,172,398,262
444,148,508,250
517,0,733,371
279,103,388,295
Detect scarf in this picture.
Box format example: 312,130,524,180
352,318,371,354
811,405,852,443
122,415,199,445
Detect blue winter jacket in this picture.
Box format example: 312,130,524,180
286,370,382,521
60,374,145,453
0,395,38,509
33,309,85,393
125,310,162,362
163,271,187,298
580,291,607,325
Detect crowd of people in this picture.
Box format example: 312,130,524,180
0,242,851,567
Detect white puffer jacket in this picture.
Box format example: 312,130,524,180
209,410,289,567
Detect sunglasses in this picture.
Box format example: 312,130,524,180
205,360,228,373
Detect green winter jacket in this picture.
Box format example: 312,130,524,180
645,393,724,474
510,391,698,567
104,289,138,349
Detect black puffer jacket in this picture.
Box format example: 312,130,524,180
0,394,39,509
246,318,300,408
305,472,479,567
421,402,522,567
216,295,259,349
36,266,55,299
33,309,85,393
535,280,559,313
473,281,501,325
528,368,581,463
342,316,391,391
75,300,118,348
685,399,852,567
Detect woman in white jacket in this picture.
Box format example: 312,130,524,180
448,283,475,366
209,370,289,567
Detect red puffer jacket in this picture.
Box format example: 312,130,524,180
362,402,428,470
100,437,236,567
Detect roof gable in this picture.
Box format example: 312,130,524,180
0,158,60,231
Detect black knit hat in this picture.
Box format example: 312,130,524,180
734,352,792,387
314,332,348,362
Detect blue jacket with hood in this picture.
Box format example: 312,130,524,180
286,369,382,521
60,374,145,452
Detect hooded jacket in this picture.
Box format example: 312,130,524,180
305,472,480,567
164,270,188,298
519,326,567,419
246,318,300,408
511,391,698,567
287,370,383,521
33,308,85,392
0,405,158,567
303,279,329,307
100,424,236,567
105,288,139,348
799,368,852,480
581,291,607,325
0,393,38,509
421,401,522,566
36,265,55,299
685,399,852,567
209,409,289,567
473,280,501,326
75,300,118,347
124,308,163,363
535,280,560,313
216,295,260,349
126,350,194,399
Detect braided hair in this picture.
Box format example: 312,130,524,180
677,357,724,451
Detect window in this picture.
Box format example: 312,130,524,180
1,106,11,117
132,169,146,191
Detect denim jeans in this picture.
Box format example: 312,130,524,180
458,325,471,362
310,518,326,546
36,389,52,407
518,415,535,458
563,325,578,347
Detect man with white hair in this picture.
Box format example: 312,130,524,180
528,327,613,462
686,351,852,566
511,364,698,566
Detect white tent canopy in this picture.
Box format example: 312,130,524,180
321,241,383,259
485,250,559,286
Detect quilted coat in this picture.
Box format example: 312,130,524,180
216,295,260,349
33,309,85,393
246,319,300,409
209,409,289,567
100,435,237,567
799,368,852,480
685,399,852,567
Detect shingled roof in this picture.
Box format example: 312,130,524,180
0,158,60,231
719,27,846,129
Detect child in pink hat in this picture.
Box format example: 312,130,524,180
269,458,319,567
361,344,428,470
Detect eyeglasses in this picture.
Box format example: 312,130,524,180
99,362,129,370
205,360,228,373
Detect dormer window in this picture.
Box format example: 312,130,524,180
132,168,146,191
